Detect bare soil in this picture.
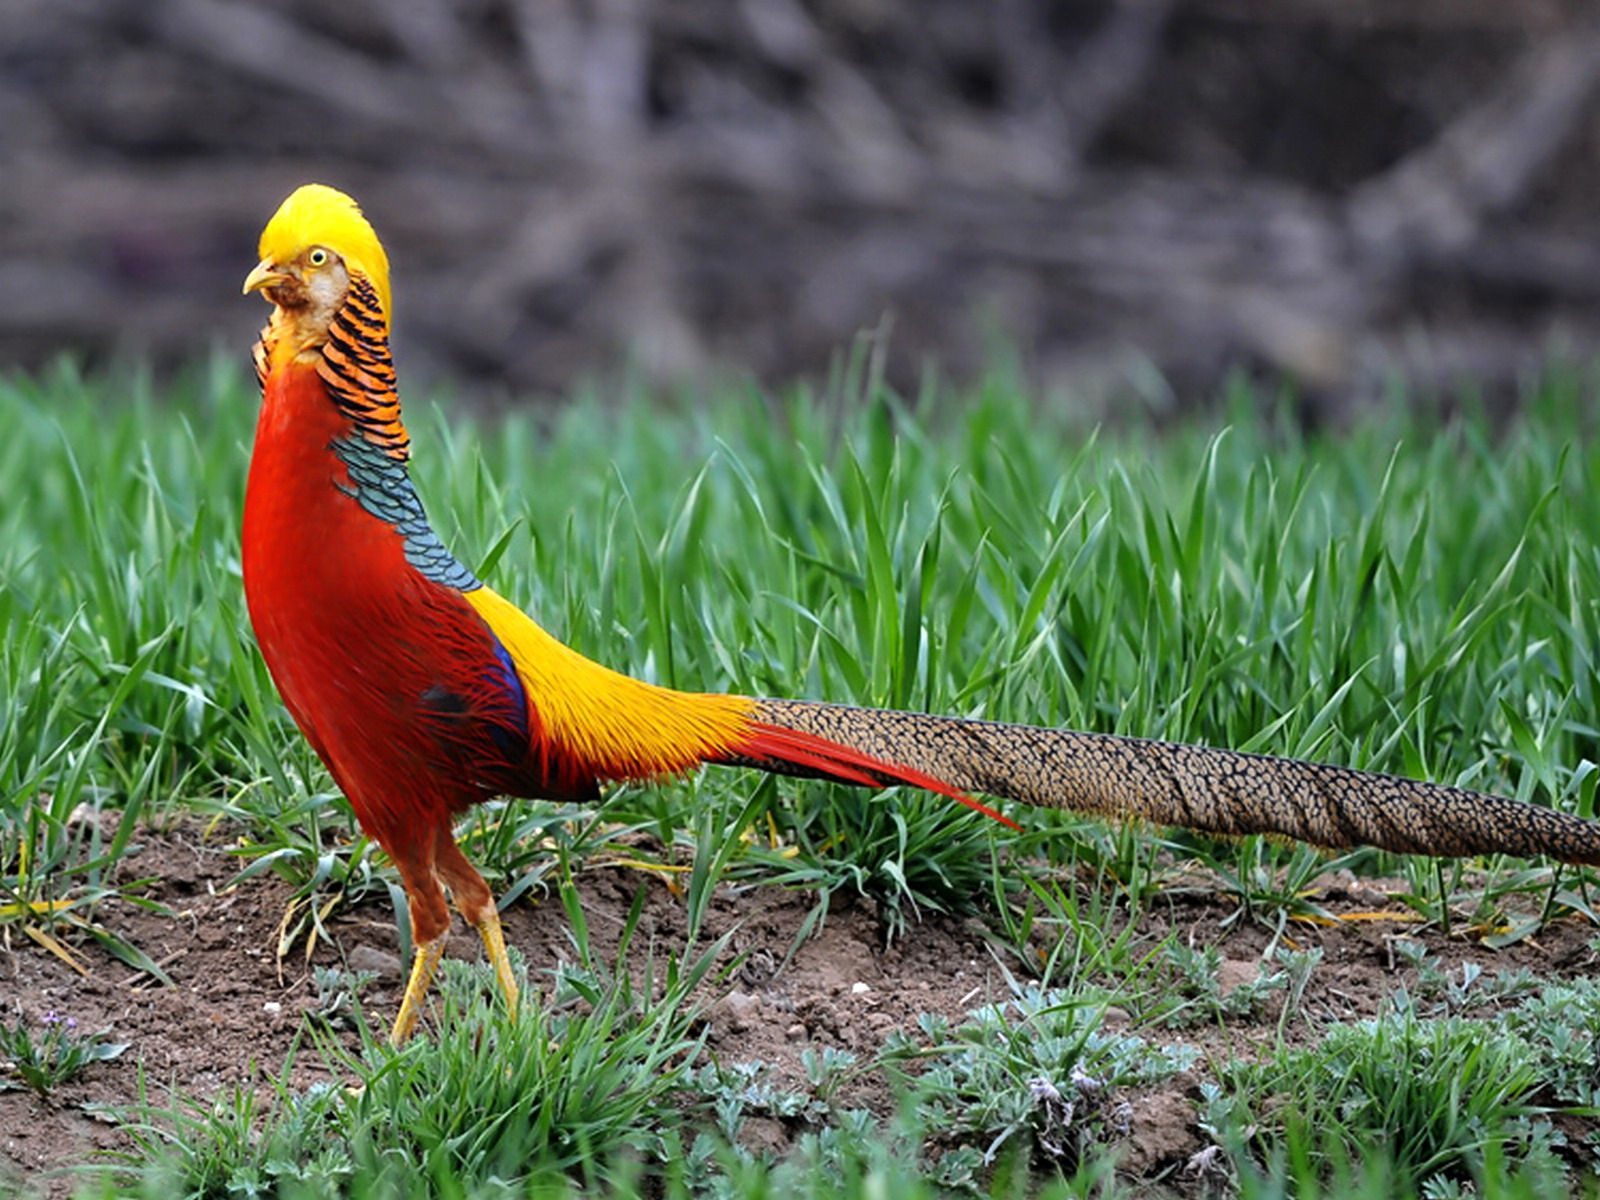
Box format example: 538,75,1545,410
3,825,1596,1198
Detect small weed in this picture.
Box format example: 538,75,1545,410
692,1059,833,1143
800,1045,858,1098
309,965,376,1029
691,1047,866,1150
884,987,1196,1169
1146,941,1287,1028
0,1010,128,1098
1407,955,1542,1015
1507,978,1600,1112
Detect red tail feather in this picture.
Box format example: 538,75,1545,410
737,723,1022,830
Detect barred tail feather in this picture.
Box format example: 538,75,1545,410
743,699,1600,866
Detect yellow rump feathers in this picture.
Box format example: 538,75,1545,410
257,184,392,322
463,586,758,781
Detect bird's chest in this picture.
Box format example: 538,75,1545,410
244,456,416,718
241,370,428,715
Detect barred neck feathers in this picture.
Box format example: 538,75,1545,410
254,277,479,592
317,275,410,462
327,280,478,590
252,272,409,463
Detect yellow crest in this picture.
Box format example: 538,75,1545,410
257,184,392,322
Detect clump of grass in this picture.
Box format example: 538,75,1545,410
1226,1132,1574,1200
111,885,731,1197
0,611,176,981
755,784,1005,939
219,791,387,962
116,1071,356,1199
1205,1004,1557,1194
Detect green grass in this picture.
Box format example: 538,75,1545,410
4,354,1600,1196
1207,1002,1555,1191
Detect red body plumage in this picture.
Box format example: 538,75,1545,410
242,363,1013,851
242,363,532,853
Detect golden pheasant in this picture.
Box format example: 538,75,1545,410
242,185,1600,1043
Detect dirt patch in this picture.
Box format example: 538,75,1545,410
0,828,342,1197
2,827,1597,1196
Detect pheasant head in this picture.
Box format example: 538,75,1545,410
243,184,392,367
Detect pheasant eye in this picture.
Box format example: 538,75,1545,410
308,248,329,267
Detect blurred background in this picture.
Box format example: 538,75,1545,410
6,0,1600,418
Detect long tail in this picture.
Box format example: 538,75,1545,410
724,699,1600,866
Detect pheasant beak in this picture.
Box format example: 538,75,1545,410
242,259,291,298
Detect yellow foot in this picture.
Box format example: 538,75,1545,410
475,907,520,1020
389,936,446,1045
